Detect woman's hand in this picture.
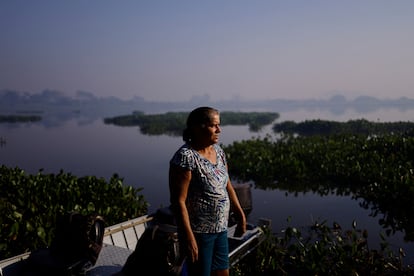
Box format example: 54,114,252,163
187,237,199,262
234,212,247,237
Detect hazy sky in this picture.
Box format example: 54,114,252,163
1,1,413,102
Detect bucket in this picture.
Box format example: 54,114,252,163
232,183,253,215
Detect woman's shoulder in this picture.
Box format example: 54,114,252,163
171,144,194,162
213,143,225,155
175,143,192,155
171,144,197,169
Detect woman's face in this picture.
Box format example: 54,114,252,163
197,113,221,145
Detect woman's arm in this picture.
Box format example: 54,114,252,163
169,164,198,262
226,177,247,236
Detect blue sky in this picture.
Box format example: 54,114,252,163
1,1,413,101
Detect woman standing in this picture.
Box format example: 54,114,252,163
169,107,246,276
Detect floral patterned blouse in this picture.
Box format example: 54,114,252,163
170,143,230,233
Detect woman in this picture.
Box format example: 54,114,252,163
169,106,246,276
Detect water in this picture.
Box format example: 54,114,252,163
1,106,414,263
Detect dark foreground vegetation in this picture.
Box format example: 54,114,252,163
225,120,414,274
0,166,148,260
232,220,412,276
104,110,279,134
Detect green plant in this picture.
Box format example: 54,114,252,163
232,221,412,275
0,166,148,259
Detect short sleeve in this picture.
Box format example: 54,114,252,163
170,145,196,170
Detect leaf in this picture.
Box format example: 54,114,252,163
87,202,95,212
37,226,46,240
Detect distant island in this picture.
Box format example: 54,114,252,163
0,115,42,123
104,111,279,135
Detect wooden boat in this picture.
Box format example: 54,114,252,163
0,214,267,275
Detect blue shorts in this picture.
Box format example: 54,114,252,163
188,230,229,276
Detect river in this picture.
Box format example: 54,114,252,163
1,106,414,263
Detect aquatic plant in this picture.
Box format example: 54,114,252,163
0,166,148,259
232,220,413,275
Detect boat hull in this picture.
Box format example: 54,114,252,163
1,215,265,276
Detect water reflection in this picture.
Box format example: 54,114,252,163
258,177,414,242
357,188,414,242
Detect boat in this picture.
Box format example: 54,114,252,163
0,213,268,275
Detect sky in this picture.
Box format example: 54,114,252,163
1,1,414,102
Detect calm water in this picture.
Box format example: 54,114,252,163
1,107,414,263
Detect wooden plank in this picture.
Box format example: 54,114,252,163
102,215,151,249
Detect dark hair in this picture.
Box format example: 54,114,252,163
183,106,219,143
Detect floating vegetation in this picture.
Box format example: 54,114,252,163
273,119,414,136
104,110,279,135
0,166,148,259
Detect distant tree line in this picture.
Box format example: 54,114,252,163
0,115,42,123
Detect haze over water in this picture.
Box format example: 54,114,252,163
1,1,414,102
